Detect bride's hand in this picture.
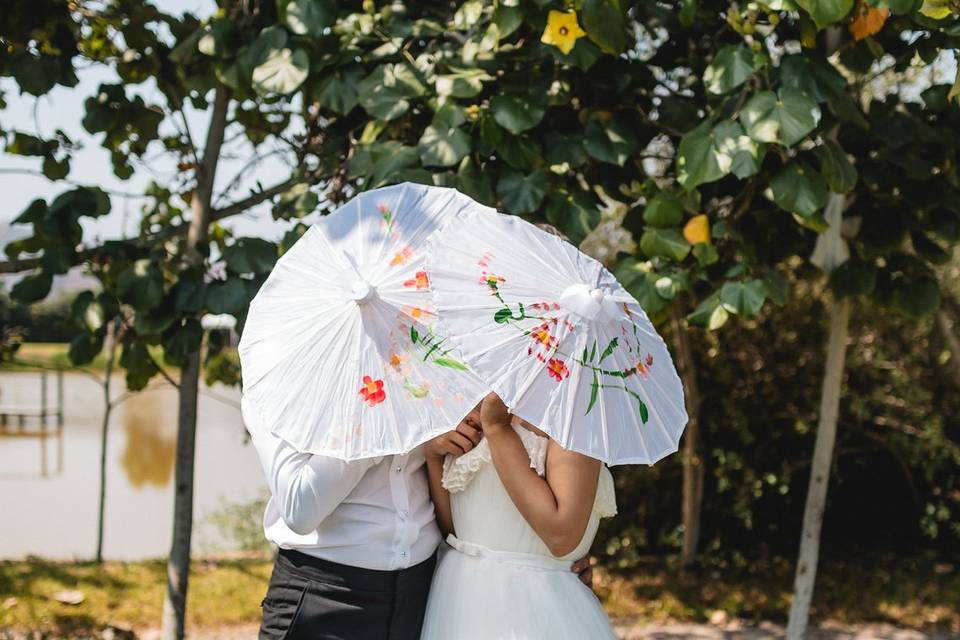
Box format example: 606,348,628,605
479,392,511,436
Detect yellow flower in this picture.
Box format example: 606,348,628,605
541,10,587,55
920,0,954,19
683,214,711,245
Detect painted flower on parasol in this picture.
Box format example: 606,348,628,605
425,210,689,465
238,182,493,460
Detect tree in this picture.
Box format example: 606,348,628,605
3,0,960,634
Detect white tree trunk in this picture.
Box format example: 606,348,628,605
160,85,231,640
786,293,851,639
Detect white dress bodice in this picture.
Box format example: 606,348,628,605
440,423,617,560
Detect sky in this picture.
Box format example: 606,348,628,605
0,0,299,260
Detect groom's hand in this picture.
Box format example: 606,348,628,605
572,555,593,589
425,416,482,459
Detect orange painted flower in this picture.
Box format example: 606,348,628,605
359,375,386,406
390,247,413,266
479,271,506,291
403,270,430,290
546,358,569,381
531,324,558,349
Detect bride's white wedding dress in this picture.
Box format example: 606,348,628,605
420,424,618,639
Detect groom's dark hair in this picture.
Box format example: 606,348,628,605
535,222,571,243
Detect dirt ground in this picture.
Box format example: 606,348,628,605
121,622,960,639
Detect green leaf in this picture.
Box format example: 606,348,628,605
583,116,638,166
491,94,545,134
68,331,104,367
206,279,249,315
120,340,159,391
356,65,424,121
692,243,719,267
704,44,755,94
117,259,164,310
223,237,278,275
312,68,363,114
494,307,512,324
643,193,684,228
815,140,858,193
581,0,628,54
640,228,691,262
497,170,549,214
720,279,767,315
677,119,761,190
435,67,494,98
544,132,588,169
797,0,855,28
829,260,876,298
252,47,310,95
740,88,821,147
11,272,53,304
410,325,420,343
418,105,471,167
544,189,600,244
281,0,336,37
162,319,203,368
767,161,828,218
687,291,730,330
433,357,469,371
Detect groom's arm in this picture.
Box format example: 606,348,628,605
243,396,377,535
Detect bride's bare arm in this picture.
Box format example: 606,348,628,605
480,393,600,557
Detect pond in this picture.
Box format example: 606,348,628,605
0,370,266,561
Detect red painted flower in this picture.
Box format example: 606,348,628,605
546,358,569,382
360,375,386,406
403,270,430,290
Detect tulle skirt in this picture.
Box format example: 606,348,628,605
420,537,617,640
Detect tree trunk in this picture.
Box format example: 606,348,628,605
786,293,851,639
671,299,703,567
95,318,120,563
160,86,231,640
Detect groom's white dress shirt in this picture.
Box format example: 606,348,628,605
242,395,441,571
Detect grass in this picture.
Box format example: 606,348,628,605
1,552,957,636
0,342,175,374
597,552,960,632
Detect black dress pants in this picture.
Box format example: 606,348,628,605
259,548,437,640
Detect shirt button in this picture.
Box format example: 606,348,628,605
400,551,407,557
396,466,403,473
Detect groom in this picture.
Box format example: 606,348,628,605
243,395,593,639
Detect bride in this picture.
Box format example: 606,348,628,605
420,392,618,639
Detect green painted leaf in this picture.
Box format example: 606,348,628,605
583,116,638,166
494,308,512,323
640,228,691,262
740,88,821,147
411,325,420,343
586,372,600,415
704,44,755,94
599,337,619,362
767,161,828,218
797,0,855,28
491,94,545,134
497,170,548,214
433,357,469,371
